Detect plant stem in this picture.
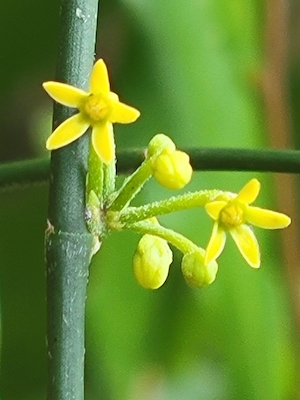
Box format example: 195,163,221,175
1,147,300,190
87,143,104,202
117,147,300,174
46,232,93,400
115,189,223,225
109,157,153,211
128,220,199,254
0,158,49,189
45,0,99,399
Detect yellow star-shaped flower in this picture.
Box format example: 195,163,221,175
43,59,140,164
204,179,291,268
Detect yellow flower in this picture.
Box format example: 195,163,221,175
43,59,140,164
204,179,291,268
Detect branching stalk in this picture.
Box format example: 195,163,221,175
113,190,224,225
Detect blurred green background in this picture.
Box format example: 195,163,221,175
0,0,299,399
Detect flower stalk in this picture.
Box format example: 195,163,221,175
109,134,176,211
112,189,224,225
108,155,153,211
128,220,199,255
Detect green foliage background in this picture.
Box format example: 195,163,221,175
0,0,298,399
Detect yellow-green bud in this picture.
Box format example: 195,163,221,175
147,134,176,157
152,150,193,190
133,234,173,289
181,249,218,288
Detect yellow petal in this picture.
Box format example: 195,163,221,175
236,179,260,204
89,59,110,96
246,206,291,229
204,222,226,265
205,201,227,220
46,114,89,150
109,92,119,101
92,123,115,164
43,82,87,107
110,101,140,124
230,225,260,268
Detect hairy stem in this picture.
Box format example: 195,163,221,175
114,190,224,225
128,220,200,254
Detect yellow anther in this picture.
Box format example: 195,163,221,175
82,94,111,122
219,202,244,229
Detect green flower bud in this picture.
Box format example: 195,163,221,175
147,134,176,157
152,150,193,190
133,234,173,289
181,249,218,288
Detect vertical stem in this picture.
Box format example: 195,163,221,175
45,0,99,399
46,232,93,400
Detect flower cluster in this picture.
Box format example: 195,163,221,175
43,59,291,290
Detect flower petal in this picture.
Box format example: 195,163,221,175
109,92,119,101
89,59,110,96
46,114,89,150
205,201,227,220
246,206,291,229
204,222,226,265
236,179,260,204
92,123,115,164
43,82,87,107
230,225,260,268
110,101,140,124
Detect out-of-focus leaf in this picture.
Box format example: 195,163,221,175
0,186,47,399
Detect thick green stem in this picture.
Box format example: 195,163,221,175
1,147,300,190
46,232,93,400
117,147,300,174
0,158,49,189
45,0,99,399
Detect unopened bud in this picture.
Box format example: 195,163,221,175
181,249,218,288
152,150,193,189
133,234,173,289
147,134,176,157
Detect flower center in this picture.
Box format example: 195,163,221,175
219,202,244,230
81,94,111,122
